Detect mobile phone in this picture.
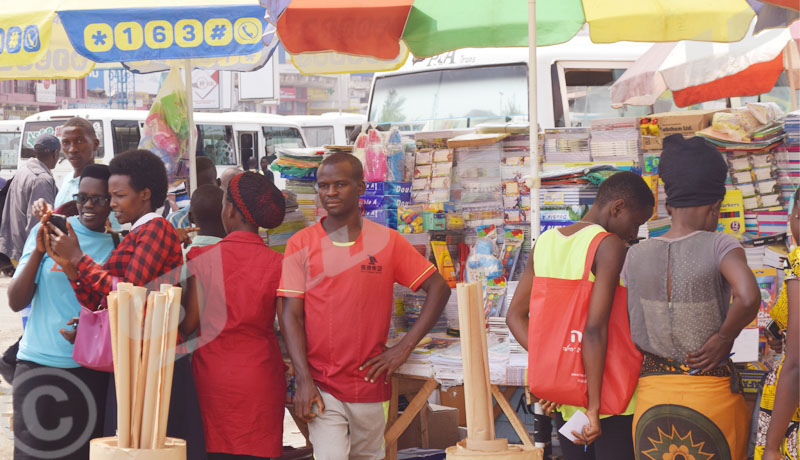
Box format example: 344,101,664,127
765,320,784,341
49,213,69,235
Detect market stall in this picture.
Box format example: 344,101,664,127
271,102,798,455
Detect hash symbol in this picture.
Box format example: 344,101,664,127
210,24,226,40
92,30,107,46
7,33,18,51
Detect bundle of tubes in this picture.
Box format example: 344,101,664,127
108,283,182,449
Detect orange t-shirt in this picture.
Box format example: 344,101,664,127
279,218,436,402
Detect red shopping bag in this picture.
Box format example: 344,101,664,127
528,232,642,415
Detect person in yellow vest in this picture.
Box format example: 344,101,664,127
507,171,654,460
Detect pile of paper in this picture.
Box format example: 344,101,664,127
270,147,324,181
544,128,592,162
590,118,640,162
638,216,672,239
108,283,182,449
284,179,318,225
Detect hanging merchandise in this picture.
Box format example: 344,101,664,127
364,129,388,182
138,68,192,187
499,228,524,280
431,239,457,287
483,278,507,318
353,131,368,167
386,128,405,182
466,225,503,285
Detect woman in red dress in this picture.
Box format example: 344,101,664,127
181,172,286,460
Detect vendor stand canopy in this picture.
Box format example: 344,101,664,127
261,0,765,238
610,21,800,109
1,0,274,190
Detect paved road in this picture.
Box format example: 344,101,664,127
0,275,306,459
0,276,21,460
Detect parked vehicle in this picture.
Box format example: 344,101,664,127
286,112,367,147
19,109,307,187
0,120,23,181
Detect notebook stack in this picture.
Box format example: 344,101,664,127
544,128,592,162
589,118,640,163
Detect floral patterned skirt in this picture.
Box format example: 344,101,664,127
633,353,749,460
755,356,800,460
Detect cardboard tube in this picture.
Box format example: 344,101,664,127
131,292,156,448
456,282,495,447
107,293,121,444
141,293,168,449
113,290,131,448
128,286,147,441
156,286,182,447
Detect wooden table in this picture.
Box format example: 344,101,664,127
288,375,535,460
384,375,535,460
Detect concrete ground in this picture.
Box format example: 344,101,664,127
0,275,307,459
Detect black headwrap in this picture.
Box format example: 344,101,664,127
659,134,728,208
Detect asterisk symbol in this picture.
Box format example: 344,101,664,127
91,30,107,46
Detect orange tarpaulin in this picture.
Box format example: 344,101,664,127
672,52,785,107
276,0,413,60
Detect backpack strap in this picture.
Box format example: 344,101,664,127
582,232,613,281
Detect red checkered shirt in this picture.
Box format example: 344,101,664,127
71,217,183,309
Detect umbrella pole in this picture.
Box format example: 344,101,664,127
528,0,540,243
528,1,547,447
184,59,198,195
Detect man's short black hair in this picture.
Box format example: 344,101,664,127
196,156,218,186
62,117,97,140
594,171,655,213
109,150,168,212
318,152,363,182
80,164,111,184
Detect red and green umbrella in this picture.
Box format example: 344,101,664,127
261,0,758,238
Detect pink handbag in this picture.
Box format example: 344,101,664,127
72,276,118,373
72,306,113,372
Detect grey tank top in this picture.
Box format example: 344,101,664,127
625,232,732,362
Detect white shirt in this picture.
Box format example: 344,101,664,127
131,212,160,230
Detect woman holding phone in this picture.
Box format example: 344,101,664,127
45,149,206,460
8,164,115,460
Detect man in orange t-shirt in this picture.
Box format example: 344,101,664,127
279,153,451,460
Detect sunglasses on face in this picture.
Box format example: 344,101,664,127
73,193,110,206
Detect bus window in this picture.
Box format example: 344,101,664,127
303,126,334,147
262,126,305,156
196,124,235,166
556,66,651,127
111,120,140,155
369,64,528,128
0,132,21,169
344,125,359,144
22,120,105,159
239,132,256,169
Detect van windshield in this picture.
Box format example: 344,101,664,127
369,64,528,128
262,126,305,156
0,132,21,169
22,120,104,160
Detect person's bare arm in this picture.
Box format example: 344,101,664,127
763,279,799,459
8,226,47,311
573,236,626,445
281,296,325,422
506,255,533,350
362,272,450,383
687,248,760,371
179,275,201,336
